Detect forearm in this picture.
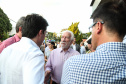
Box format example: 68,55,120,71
44,70,51,83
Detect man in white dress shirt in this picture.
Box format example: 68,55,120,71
0,14,48,84
80,42,86,54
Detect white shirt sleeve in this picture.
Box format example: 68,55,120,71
23,55,45,84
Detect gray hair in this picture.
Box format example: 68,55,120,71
62,30,74,41
16,16,25,33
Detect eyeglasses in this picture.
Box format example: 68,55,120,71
89,21,104,29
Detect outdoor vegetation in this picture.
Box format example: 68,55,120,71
0,8,91,43
0,8,12,41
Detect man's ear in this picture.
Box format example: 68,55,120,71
38,30,43,36
96,22,103,34
19,27,22,32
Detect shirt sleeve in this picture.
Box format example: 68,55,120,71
23,54,45,84
0,36,16,53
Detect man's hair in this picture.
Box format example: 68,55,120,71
80,42,84,46
22,14,48,38
16,16,25,33
49,41,56,49
62,30,74,41
91,0,126,37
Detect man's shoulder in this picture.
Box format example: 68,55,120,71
81,46,85,49
0,41,18,56
70,48,80,54
53,48,62,52
67,52,96,62
1,36,15,45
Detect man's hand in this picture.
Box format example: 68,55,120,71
44,70,51,84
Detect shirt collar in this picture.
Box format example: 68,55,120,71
20,37,40,49
96,42,126,52
60,47,72,53
14,34,20,42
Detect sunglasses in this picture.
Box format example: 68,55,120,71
89,21,104,29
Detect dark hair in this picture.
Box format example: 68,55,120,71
80,42,84,46
49,42,56,49
22,14,48,38
87,38,91,44
91,0,126,37
16,16,25,33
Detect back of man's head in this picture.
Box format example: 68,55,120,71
22,14,48,39
91,0,126,37
16,16,25,33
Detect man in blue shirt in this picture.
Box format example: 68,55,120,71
80,42,86,54
61,1,126,84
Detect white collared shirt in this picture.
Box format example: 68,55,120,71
0,37,45,84
72,44,76,51
80,46,86,54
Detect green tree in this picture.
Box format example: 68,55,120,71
86,32,92,38
46,32,53,40
60,28,68,32
53,32,57,40
60,22,92,44
45,32,60,42
68,22,83,44
56,36,61,42
0,8,12,40
82,32,92,39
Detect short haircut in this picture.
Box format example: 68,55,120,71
91,0,126,37
22,14,48,38
49,41,56,49
62,30,74,41
16,16,25,33
80,42,84,45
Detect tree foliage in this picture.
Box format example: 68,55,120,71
53,32,57,39
0,8,12,40
46,32,53,40
45,32,61,42
68,22,83,44
60,28,68,32
60,22,92,44
82,32,92,39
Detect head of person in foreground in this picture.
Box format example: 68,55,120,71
90,0,126,50
22,14,48,47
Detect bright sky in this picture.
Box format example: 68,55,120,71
0,0,93,34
